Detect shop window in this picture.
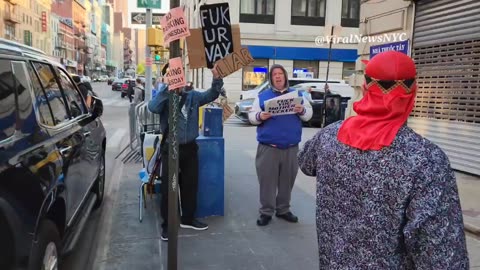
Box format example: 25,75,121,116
293,60,319,79
341,0,360,27
242,59,269,91
342,62,356,80
291,0,326,26
240,0,275,24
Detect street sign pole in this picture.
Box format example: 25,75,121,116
145,9,153,101
168,0,181,268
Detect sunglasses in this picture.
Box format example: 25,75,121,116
364,75,416,94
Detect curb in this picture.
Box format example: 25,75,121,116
464,222,480,236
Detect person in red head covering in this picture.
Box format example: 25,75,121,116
298,51,469,269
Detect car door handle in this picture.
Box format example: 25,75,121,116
83,131,91,137
59,146,73,156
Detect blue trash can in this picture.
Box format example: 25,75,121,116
195,135,224,218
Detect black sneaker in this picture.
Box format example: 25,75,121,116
180,219,208,231
275,212,298,223
256,214,272,226
161,229,168,241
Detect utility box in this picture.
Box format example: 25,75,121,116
196,135,224,218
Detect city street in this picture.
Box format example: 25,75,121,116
57,83,480,269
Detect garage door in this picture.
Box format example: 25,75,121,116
410,0,480,175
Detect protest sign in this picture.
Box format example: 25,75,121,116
160,6,190,46
214,47,254,78
186,24,242,69
166,57,186,90
199,3,234,68
264,92,303,116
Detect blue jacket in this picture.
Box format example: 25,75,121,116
148,79,224,145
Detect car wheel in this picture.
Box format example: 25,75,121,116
93,151,105,209
28,220,61,270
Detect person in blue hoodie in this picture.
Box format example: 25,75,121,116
248,64,313,226
148,68,223,241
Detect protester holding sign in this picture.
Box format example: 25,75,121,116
147,66,223,241
248,64,312,226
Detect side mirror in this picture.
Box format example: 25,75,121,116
90,96,103,119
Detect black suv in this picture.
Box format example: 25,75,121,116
0,39,106,269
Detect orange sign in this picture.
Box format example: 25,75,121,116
160,7,190,46
42,12,47,32
166,57,186,90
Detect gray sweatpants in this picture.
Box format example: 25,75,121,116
255,144,299,216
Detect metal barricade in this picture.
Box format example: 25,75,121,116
115,101,161,163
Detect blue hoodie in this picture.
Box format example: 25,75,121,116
248,64,313,148
148,78,224,144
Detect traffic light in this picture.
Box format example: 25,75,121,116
154,54,161,61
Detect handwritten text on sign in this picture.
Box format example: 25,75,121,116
265,97,303,116
161,7,190,45
166,57,186,90
214,48,254,78
200,3,233,68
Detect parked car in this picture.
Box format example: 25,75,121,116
0,38,106,270
112,78,128,91
81,76,91,83
234,79,353,127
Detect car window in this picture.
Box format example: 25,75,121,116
26,63,55,126
11,61,42,134
0,59,16,141
56,68,86,118
32,62,70,126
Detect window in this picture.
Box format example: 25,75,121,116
56,68,86,118
12,62,38,134
341,0,360,27
293,60,319,78
32,62,70,125
342,62,356,80
5,23,16,40
25,63,54,126
240,0,275,24
242,59,269,90
291,0,326,26
0,60,17,141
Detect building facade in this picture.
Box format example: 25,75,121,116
183,0,360,102
355,0,480,176
102,2,116,75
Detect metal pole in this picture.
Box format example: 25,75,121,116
145,9,153,101
168,0,181,269
323,25,335,128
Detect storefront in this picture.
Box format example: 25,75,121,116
242,59,268,90
408,0,480,175
293,60,319,78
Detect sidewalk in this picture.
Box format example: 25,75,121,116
93,126,480,269
457,172,480,235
